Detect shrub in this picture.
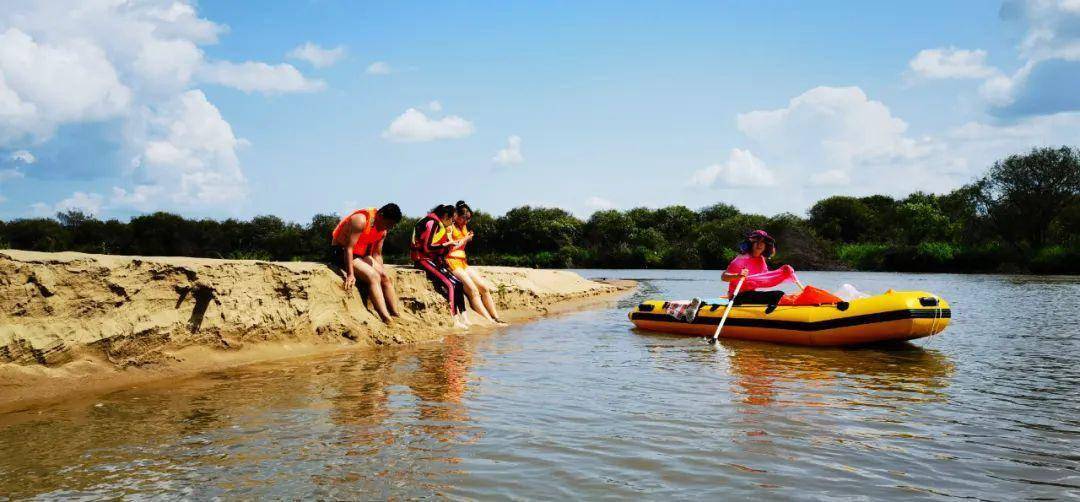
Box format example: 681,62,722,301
1030,245,1080,274
836,243,889,270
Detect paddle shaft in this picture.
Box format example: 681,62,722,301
711,276,746,343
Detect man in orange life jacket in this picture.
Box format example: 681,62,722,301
330,203,403,323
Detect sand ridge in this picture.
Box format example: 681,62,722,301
0,250,633,410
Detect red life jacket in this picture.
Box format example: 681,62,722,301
410,213,449,261
331,207,386,256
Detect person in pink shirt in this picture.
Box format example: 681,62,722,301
721,230,800,313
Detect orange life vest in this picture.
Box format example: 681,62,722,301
447,223,468,260
331,207,386,256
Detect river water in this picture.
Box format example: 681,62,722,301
1,271,1078,500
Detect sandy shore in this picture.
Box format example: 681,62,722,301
0,250,635,411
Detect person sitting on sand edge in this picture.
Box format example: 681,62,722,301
331,203,403,323
448,201,509,325
411,204,471,329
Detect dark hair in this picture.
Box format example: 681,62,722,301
377,203,402,223
738,239,776,258
430,204,454,219
455,200,472,217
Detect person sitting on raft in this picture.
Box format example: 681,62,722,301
447,201,509,325
331,203,403,323
721,229,801,314
411,204,470,329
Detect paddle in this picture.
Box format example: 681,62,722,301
710,276,745,344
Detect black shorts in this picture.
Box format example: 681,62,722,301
329,245,370,268
733,290,785,306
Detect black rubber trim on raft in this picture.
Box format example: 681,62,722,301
630,308,951,332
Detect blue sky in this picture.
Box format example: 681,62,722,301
1,0,1078,221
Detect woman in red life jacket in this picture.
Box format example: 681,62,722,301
411,204,470,329
330,203,403,323
720,229,800,313
447,201,507,325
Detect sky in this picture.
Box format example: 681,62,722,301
1,0,1079,222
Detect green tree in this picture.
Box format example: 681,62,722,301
893,202,954,245
698,203,740,222
808,196,874,243
129,212,192,257
972,146,1080,250
583,210,633,266
694,214,768,268
494,206,583,255
2,218,70,252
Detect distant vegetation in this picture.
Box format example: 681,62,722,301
2,147,1078,274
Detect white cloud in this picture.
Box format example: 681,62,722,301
690,148,777,187
0,152,29,200
0,28,132,145
128,90,246,206
428,100,442,112
714,85,1080,212
907,47,1000,80
691,86,985,212
133,37,204,96
809,169,851,186
1007,0,1080,61
585,196,616,211
737,87,934,174
366,61,392,75
110,185,163,209
0,0,329,214
947,111,1080,156
963,1,1080,115
198,61,325,94
32,191,105,216
381,108,475,142
11,150,35,164
287,42,346,68
493,135,524,165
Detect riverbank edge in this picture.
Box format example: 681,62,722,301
0,250,636,412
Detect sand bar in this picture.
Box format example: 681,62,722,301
0,250,634,411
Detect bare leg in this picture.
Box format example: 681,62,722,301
468,268,505,323
364,257,401,317
452,268,495,322
353,258,393,322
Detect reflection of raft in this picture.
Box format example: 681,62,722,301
628,290,951,347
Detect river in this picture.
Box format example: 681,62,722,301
1,271,1077,500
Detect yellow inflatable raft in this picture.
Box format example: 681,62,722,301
628,290,950,346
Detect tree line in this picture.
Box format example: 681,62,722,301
2,147,1078,274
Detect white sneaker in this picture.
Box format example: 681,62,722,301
685,297,703,323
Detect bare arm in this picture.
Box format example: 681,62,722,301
372,236,385,267
342,214,368,292
721,269,749,282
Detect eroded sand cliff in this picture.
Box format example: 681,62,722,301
0,250,631,409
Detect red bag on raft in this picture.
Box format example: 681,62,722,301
779,285,844,306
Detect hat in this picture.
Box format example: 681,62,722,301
746,229,775,243
739,229,777,258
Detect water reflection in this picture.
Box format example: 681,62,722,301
0,335,486,499
723,341,955,407
2,270,1078,500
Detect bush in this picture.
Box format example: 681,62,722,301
836,243,889,270
916,241,957,265
1030,245,1080,274
949,243,1017,272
